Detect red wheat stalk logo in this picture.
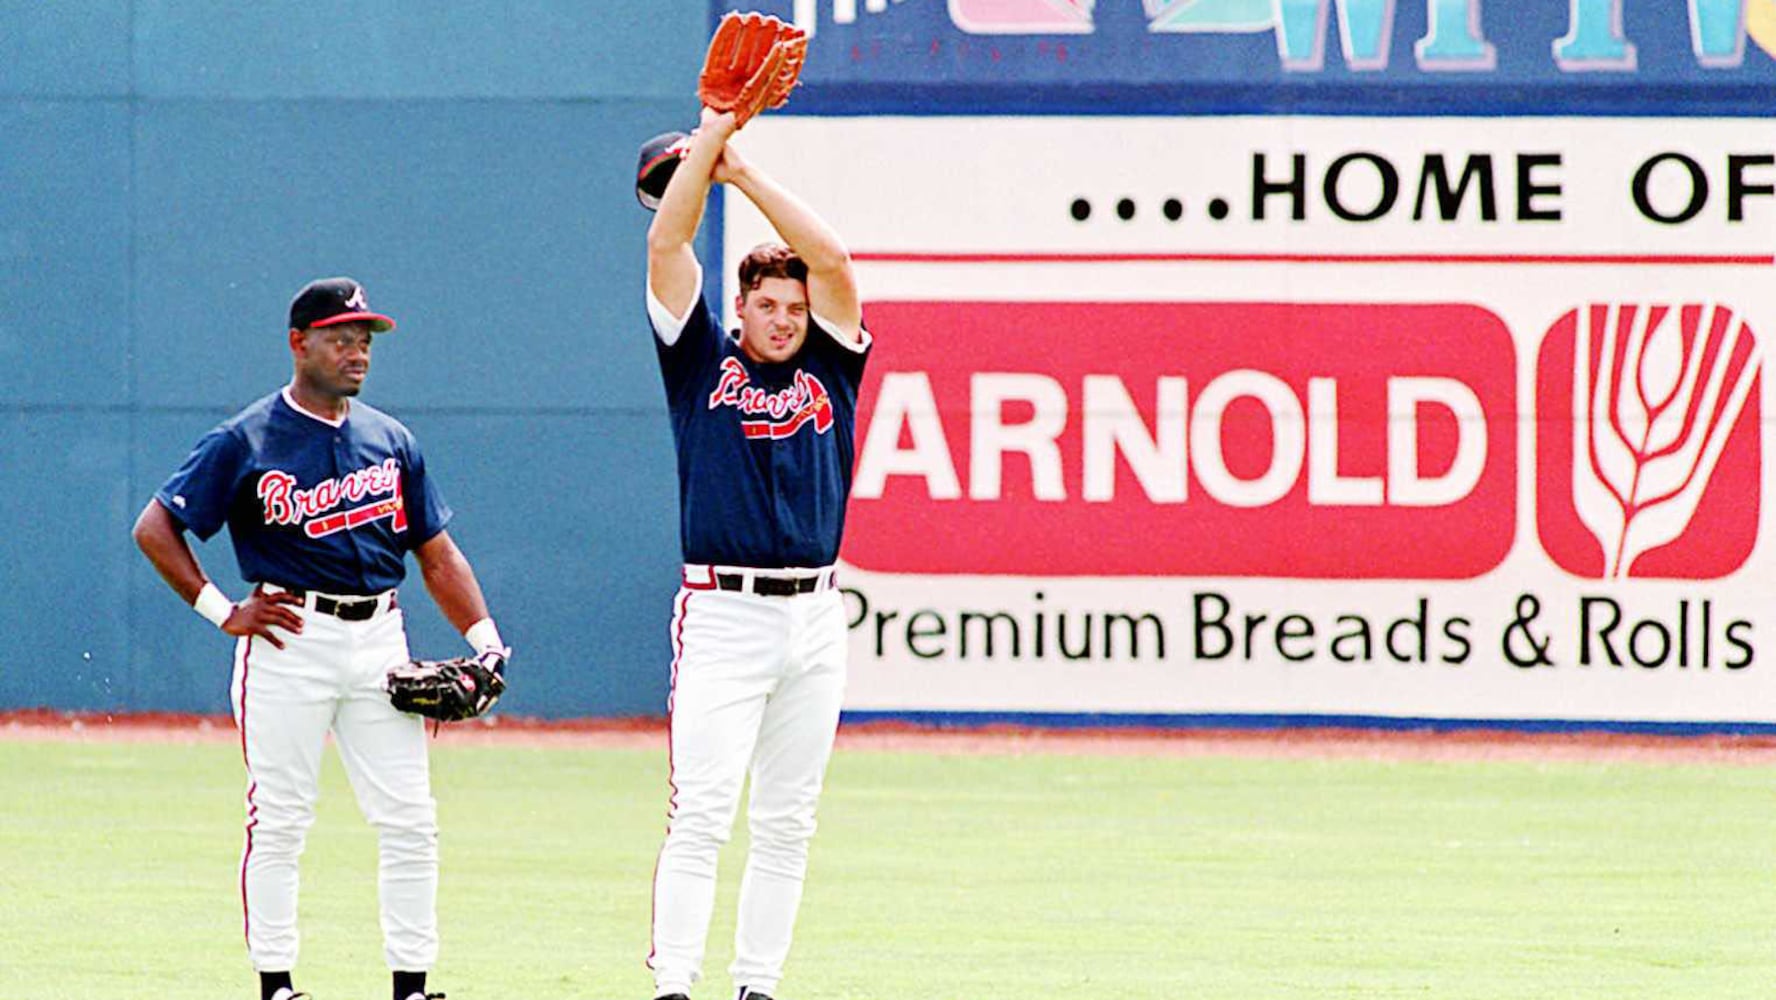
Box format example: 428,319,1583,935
1571,303,1760,578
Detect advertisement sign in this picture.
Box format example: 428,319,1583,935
719,0,1776,114
721,116,1776,723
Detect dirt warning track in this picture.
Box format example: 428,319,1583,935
6,710,1776,765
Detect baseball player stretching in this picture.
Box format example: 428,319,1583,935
131,277,508,1000
643,109,870,1000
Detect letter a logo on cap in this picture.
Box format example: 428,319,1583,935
1536,303,1762,579
345,285,368,311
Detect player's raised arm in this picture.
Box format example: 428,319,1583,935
720,142,862,342
647,109,740,319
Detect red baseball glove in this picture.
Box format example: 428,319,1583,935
698,11,808,128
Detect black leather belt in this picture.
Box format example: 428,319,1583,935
314,594,381,621
716,573,823,597
275,587,385,621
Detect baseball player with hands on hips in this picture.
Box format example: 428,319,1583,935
641,103,871,1000
131,277,509,1000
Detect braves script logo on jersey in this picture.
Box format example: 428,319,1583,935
708,356,835,440
257,458,409,539
1537,303,1761,579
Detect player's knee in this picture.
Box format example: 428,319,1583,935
664,809,735,852
377,824,439,867
249,796,316,834
371,797,438,842
746,812,817,875
248,822,310,860
746,830,813,879
749,811,817,852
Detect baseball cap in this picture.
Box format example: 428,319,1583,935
288,276,396,333
636,131,691,211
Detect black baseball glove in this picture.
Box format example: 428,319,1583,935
386,650,508,722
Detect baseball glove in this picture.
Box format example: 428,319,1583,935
386,650,507,723
698,11,808,128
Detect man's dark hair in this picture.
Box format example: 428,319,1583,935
737,243,808,295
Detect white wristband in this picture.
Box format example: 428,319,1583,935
193,583,235,629
464,617,504,655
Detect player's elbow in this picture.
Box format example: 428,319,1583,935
803,243,853,276
130,501,169,556
646,224,688,263
413,529,464,577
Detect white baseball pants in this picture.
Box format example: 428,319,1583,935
229,596,438,973
649,577,849,997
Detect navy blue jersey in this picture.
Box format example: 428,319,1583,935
155,389,452,595
651,292,871,568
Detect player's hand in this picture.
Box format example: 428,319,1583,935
696,106,740,142
476,647,510,677
711,142,748,186
222,590,305,649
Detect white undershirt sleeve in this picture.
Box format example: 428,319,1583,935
646,260,704,347
812,312,871,354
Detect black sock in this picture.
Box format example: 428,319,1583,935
393,970,427,1000
259,971,293,1000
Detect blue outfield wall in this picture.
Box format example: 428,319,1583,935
1,2,713,717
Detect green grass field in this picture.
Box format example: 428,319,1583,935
2,735,1773,999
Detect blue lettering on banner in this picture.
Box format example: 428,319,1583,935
724,1,1776,115
1552,0,1636,69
